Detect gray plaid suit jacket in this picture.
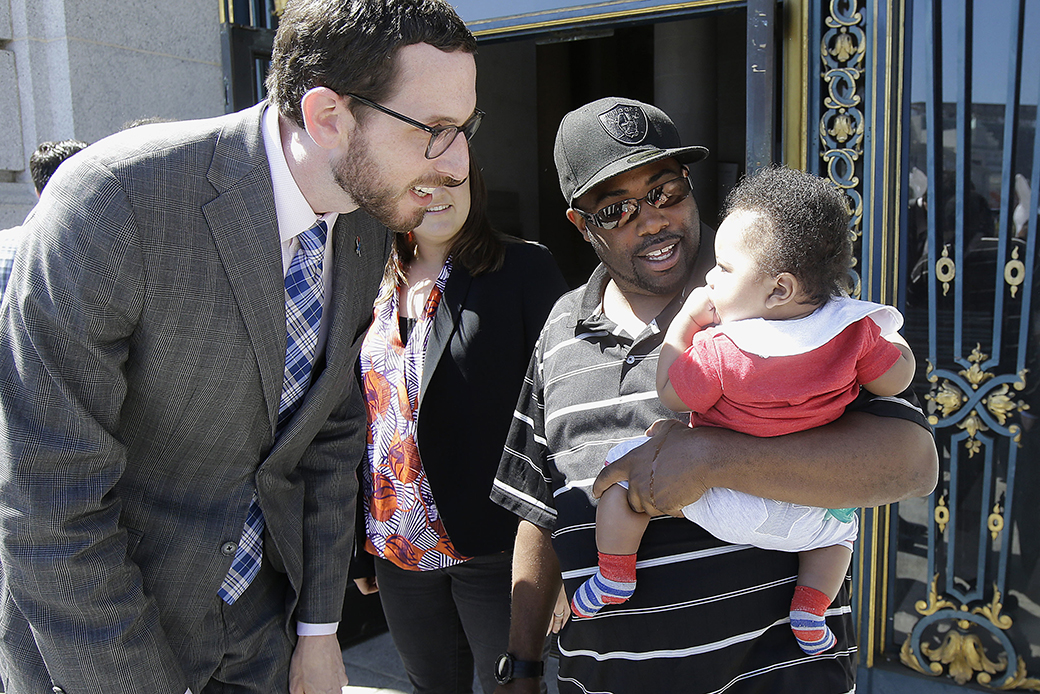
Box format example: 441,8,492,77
0,103,391,692
0,225,23,302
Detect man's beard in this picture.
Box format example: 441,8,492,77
333,137,422,233
591,230,699,298
333,132,464,234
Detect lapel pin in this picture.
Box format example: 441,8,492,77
355,236,362,257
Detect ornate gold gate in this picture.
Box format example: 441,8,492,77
805,1,1040,691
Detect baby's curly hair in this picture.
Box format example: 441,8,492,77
723,166,854,306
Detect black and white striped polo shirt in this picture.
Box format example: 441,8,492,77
492,263,929,694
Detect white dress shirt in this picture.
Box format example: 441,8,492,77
261,103,340,638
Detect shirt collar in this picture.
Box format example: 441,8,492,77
575,264,612,329
262,103,338,241
574,263,685,341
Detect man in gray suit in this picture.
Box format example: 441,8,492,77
0,1,479,693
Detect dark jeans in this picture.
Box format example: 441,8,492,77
374,552,512,694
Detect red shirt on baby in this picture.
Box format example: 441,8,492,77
668,298,904,438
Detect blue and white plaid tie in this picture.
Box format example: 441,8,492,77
219,219,328,605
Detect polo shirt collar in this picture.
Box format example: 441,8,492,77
574,263,687,340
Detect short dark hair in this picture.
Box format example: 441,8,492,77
377,156,506,304
29,139,89,194
266,0,477,129
723,166,854,306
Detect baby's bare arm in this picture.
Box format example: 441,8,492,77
864,332,916,397
657,287,715,411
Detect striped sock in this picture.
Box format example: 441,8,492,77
570,553,637,619
790,585,837,654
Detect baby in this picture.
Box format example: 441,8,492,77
571,166,916,657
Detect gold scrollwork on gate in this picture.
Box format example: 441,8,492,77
958,411,986,456
901,637,935,675
901,581,1040,689
829,26,859,62
984,383,1030,426
927,379,967,419
936,246,957,295
819,1,865,238
926,349,1030,455
922,631,1006,685
960,345,995,389
998,658,1040,691
1005,246,1026,298
902,633,1040,690
919,236,1027,344
931,347,1027,455
828,110,859,143
915,574,957,616
934,494,950,534
973,585,1013,630
988,503,1005,541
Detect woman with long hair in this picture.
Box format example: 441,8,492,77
355,158,567,693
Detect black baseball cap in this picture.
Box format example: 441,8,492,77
554,97,709,206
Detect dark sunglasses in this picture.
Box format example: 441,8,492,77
347,93,484,160
573,174,693,230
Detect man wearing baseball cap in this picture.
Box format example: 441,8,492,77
491,97,937,692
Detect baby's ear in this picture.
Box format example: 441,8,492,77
764,272,799,308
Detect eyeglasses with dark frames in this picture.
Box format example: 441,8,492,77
572,173,693,230
347,93,484,160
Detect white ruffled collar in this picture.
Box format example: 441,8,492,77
714,295,903,358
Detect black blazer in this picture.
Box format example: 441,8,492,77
358,239,567,565
417,239,567,556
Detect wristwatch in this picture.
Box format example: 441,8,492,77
494,652,545,685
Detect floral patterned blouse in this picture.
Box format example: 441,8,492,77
359,258,469,570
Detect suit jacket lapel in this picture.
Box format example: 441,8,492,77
202,104,287,432
321,209,390,375
320,214,361,377
419,261,472,410
269,208,390,441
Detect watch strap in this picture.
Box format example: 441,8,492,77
496,652,545,684
510,658,545,679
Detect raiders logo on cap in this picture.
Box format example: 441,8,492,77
598,104,648,145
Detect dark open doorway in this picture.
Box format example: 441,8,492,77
473,7,749,287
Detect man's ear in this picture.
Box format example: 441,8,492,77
566,208,591,242
764,272,799,308
300,87,354,151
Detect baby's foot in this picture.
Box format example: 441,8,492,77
790,585,838,654
571,570,636,618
